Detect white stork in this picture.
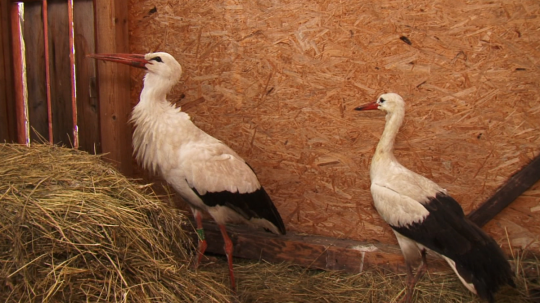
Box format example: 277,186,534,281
89,52,286,291
355,93,514,302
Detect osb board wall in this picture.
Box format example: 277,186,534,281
127,0,540,251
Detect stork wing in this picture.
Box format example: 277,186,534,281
371,183,500,259
175,141,286,234
389,192,484,257
370,183,431,228
390,193,513,299
179,142,261,195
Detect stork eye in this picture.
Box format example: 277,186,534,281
379,97,386,103
150,56,163,62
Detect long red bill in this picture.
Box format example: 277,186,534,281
354,101,379,111
87,53,149,69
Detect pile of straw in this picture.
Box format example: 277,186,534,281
202,257,538,303
0,144,230,302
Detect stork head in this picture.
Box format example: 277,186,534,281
88,51,182,94
141,52,182,89
354,93,405,114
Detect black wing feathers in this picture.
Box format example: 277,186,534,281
391,193,514,302
192,186,286,235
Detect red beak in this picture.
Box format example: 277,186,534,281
354,101,379,111
87,53,149,69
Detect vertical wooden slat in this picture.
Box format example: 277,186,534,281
0,0,17,142
67,0,77,148
10,2,27,144
47,0,73,146
23,1,49,142
93,0,132,175
74,0,100,154
43,0,53,144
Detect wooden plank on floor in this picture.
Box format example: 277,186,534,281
187,220,447,274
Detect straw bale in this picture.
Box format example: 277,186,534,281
0,144,231,302
128,0,540,250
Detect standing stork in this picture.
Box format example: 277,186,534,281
355,93,514,302
89,52,286,291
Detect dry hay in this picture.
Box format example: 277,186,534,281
200,255,539,303
0,143,231,302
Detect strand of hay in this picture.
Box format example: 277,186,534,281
0,143,231,302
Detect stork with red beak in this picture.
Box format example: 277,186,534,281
89,52,286,291
355,93,514,302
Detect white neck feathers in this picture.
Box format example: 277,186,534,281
372,105,405,167
130,83,191,173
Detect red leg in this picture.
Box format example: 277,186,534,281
400,263,415,303
411,249,428,284
193,210,207,269
218,224,236,292
401,250,428,303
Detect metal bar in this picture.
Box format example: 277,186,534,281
10,2,27,144
67,0,78,148
42,0,52,144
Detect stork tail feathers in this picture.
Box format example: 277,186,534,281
447,225,515,302
193,186,286,235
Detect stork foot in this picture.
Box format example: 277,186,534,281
400,259,427,303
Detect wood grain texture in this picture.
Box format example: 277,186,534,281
10,2,25,143
23,1,48,142
129,0,540,252
47,0,73,146
189,221,448,273
0,0,17,142
94,0,132,175
74,0,100,153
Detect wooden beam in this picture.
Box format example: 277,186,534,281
93,0,132,175
187,221,446,274
468,153,540,227
0,0,17,142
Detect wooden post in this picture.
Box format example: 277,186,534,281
10,2,27,144
0,0,17,142
93,0,132,175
